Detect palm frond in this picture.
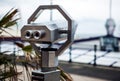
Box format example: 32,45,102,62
15,42,32,52
0,68,22,80
0,28,15,37
0,51,11,55
22,45,32,53
4,18,20,28
58,67,73,81
0,8,19,28
2,8,14,18
15,42,24,48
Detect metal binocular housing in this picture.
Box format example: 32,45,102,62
21,23,63,43
21,5,77,55
21,5,77,81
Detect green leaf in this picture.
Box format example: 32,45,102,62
3,18,19,28
0,8,19,28
22,45,32,52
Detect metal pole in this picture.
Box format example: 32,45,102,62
13,42,16,65
50,0,53,21
68,46,72,63
0,41,1,52
93,45,97,66
109,0,112,18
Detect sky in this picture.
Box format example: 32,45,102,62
0,0,120,38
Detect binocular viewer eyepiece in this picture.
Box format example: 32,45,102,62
21,24,63,43
25,30,45,39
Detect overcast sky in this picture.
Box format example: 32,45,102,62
0,0,120,37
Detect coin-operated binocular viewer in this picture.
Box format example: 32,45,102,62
21,5,77,81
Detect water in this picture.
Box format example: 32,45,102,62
0,41,24,56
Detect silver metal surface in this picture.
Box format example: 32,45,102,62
21,5,77,55
32,70,60,81
21,24,60,43
21,5,77,81
41,50,57,67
